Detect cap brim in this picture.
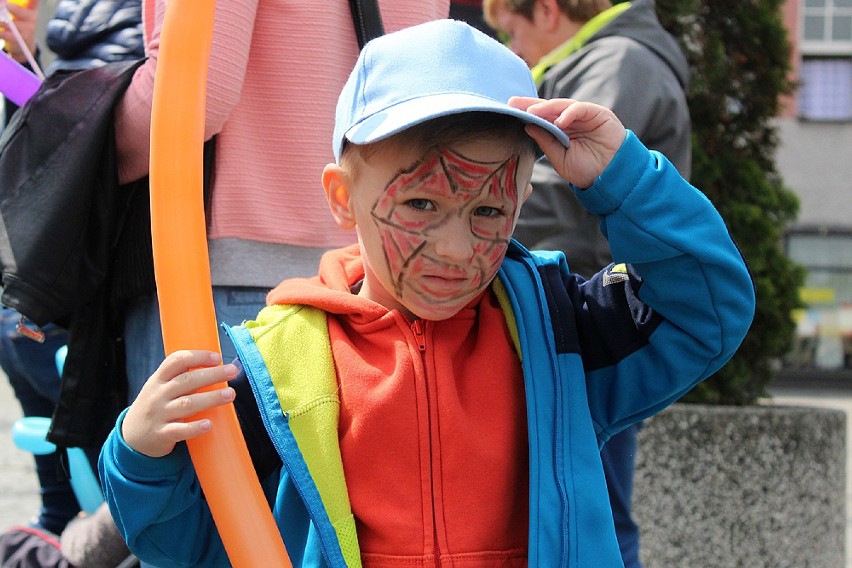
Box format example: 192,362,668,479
343,92,570,152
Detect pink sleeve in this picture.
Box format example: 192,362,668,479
115,0,260,184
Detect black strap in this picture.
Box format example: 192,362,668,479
349,0,385,50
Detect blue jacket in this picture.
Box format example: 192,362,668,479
99,132,755,567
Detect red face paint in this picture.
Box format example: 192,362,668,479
369,146,521,313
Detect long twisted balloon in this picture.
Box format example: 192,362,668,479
149,0,291,563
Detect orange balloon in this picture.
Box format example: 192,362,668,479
149,0,291,564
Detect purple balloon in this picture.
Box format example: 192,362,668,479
0,50,41,106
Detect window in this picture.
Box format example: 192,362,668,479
799,0,852,121
799,57,852,119
803,0,852,46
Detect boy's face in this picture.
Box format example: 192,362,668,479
339,136,534,321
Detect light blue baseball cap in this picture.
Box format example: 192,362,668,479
332,19,570,162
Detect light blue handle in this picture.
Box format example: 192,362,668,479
11,416,104,514
55,344,67,377
66,447,103,514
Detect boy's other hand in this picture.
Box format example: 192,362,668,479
509,97,627,189
121,350,238,458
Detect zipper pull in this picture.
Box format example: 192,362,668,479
16,316,45,343
411,319,426,352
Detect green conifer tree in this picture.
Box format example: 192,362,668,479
647,0,805,404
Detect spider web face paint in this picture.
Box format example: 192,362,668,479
370,146,521,309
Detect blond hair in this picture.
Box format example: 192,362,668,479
341,112,536,171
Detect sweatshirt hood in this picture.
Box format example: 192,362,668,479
265,244,390,322
592,0,689,90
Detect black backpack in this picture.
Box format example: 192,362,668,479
0,60,216,448
0,59,147,327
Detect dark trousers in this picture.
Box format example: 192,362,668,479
0,308,80,534
601,422,643,568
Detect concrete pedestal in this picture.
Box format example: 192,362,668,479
633,403,847,567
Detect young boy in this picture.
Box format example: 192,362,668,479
99,19,755,568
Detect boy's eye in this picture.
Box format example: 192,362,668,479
473,205,504,218
406,198,435,211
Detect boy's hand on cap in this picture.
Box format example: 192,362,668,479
509,97,627,189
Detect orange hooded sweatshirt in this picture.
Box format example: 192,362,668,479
266,244,530,567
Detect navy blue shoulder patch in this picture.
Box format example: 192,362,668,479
538,262,664,370
537,263,580,355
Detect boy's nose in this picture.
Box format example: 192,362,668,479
433,217,474,262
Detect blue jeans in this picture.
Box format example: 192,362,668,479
0,308,80,534
123,287,268,568
123,286,269,402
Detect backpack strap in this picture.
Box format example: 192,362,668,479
348,0,385,50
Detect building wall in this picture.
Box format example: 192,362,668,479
775,119,852,230
775,0,852,371
780,0,800,118
776,0,852,234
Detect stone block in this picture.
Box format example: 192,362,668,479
633,403,846,567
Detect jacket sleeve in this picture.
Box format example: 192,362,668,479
46,0,145,69
98,410,232,567
113,0,259,184
570,131,755,440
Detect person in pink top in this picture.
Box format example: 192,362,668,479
116,2,450,405
116,4,447,568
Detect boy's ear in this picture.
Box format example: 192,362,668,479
520,182,534,205
322,164,356,230
537,0,562,30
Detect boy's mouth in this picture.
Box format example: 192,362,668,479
416,274,471,299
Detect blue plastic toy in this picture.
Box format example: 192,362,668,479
10,344,103,514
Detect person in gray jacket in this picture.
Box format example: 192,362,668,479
486,0,690,276
484,1,691,566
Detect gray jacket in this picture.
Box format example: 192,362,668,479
514,0,690,278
